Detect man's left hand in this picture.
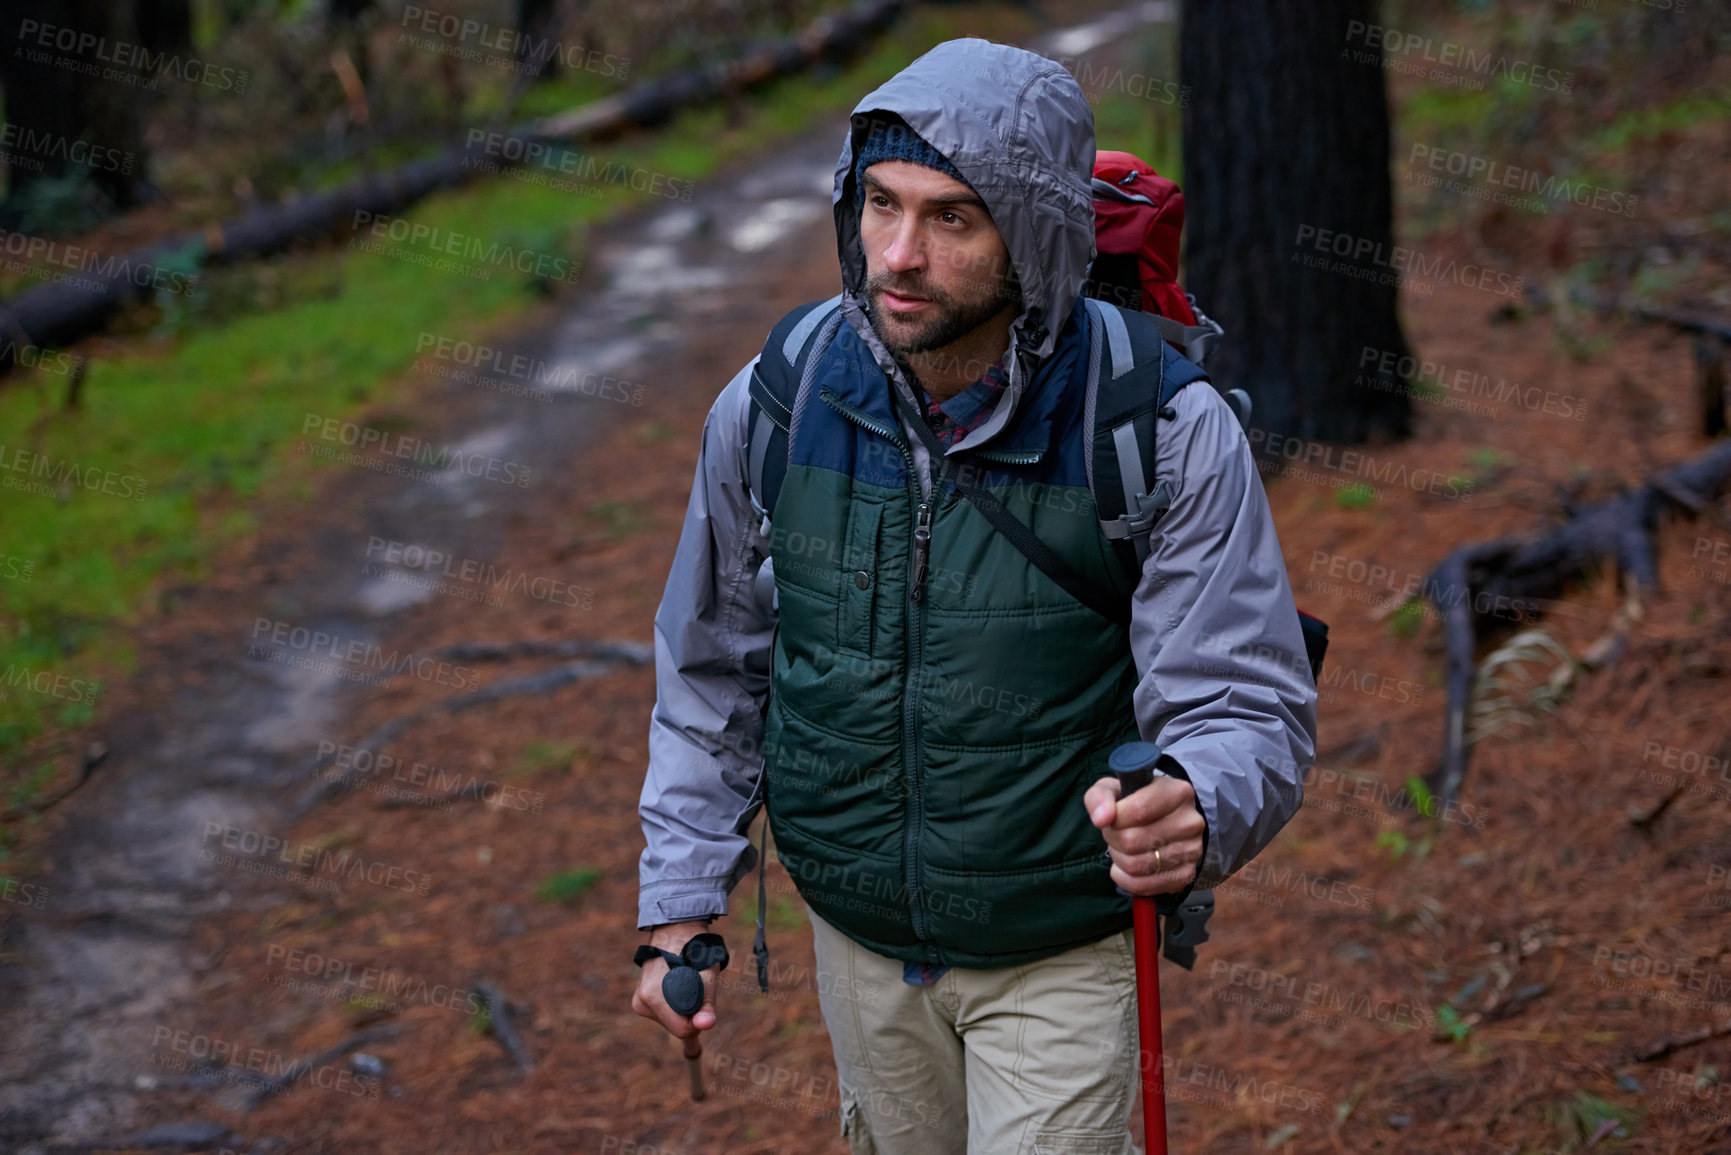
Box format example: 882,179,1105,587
1084,775,1204,896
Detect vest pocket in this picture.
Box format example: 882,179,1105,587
836,499,882,653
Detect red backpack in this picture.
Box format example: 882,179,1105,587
1084,150,1330,682
1085,150,1223,366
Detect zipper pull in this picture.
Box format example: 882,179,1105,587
911,501,932,601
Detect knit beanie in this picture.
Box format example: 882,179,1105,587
852,117,973,206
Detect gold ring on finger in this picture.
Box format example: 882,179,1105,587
1154,847,1163,873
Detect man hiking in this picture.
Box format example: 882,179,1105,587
633,37,1317,1154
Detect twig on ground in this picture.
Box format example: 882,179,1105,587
1632,1018,1731,1063
291,640,650,817
479,981,535,1073
245,1027,395,1108
1627,782,1689,833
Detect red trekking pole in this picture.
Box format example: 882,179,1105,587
1110,740,1169,1155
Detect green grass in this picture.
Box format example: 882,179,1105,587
1389,599,1428,640
1335,482,1378,510
0,2,1040,787
512,738,590,778
1399,85,1504,146
1432,1003,1472,1044
1551,1090,1639,1147
1588,90,1731,153
1398,69,1731,241
535,866,604,904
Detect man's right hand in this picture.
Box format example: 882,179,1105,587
630,920,721,1039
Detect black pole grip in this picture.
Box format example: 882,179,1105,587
663,966,705,1017
1108,740,1163,799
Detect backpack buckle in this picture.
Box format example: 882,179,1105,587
1098,479,1173,541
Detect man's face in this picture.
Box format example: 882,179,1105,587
858,160,1019,358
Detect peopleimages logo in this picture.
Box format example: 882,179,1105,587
414,332,642,405
462,131,693,202
314,739,547,814
364,536,594,609
200,821,433,896
0,876,50,911
299,413,533,488
0,124,134,175
1293,224,1524,299
1305,549,1537,625
150,1027,380,1099
399,5,629,79
264,944,486,1016
0,228,199,296
1407,144,1639,218
349,210,582,284
1247,427,1474,501
248,616,477,689
0,443,149,501
1,664,101,705
0,339,81,378
1228,861,1378,910
1208,960,1437,1031
1342,20,1575,93
15,17,249,92
1357,346,1588,422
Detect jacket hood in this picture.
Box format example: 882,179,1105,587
832,38,1096,410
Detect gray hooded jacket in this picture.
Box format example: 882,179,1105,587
638,38,1317,932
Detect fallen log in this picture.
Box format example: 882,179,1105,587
0,0,906,377
1426,439,1731,804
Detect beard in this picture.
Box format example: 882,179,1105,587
864,268,1020,357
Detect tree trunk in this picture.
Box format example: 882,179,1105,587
0,0,151,213
1180,0,1410,444
327,0,376,27
517,0,562,82
134,0,192,58
326,0,377,86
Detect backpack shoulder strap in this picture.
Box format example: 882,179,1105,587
747,294,843,520
1084,301,1328,684
1083,299,1212,576
743,293,841,995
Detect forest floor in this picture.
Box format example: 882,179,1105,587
2,4,1730,1154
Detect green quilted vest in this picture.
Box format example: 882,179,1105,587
764,307,1141,968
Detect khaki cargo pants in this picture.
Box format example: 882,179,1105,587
808,906,1142,1155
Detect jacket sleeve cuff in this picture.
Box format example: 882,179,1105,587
638,878,734,930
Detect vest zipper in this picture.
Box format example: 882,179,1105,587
911,500,932,599
819,388,941,957
902,456,931,949
902,453,955,955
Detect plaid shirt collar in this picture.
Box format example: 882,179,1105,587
921,353,1011,450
